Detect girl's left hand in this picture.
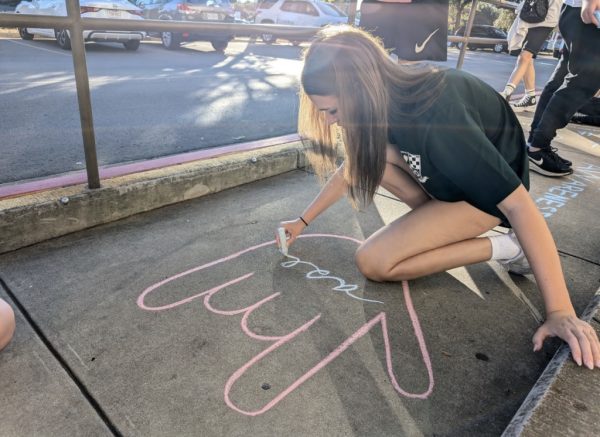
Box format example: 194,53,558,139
533,310,600,369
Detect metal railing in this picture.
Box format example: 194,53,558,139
0,0,510,189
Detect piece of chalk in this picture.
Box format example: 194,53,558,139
277,227,288,256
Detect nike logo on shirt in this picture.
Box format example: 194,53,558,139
415,28,440,54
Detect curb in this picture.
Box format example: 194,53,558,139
0,141,306,255
503,288,600,436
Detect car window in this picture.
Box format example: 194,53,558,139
472,27,486,37
301,1,318,16
257,0,278,9
481,27,492,36
280,0,296,12
280,1,319,16
316,1,345,17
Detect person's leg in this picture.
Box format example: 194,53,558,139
0,298,16,351
529,7,600,153
512,27,552,109
502,49,533,101
523,61,536,92
355,199,502,281
508,50,533,90
528,47,570,143
356,156,509,281
512,60,538,109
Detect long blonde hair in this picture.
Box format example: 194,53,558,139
299,25,446,206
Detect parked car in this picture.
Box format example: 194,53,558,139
133,0,235,52
454,24,508,53
15,0,146,51
131,0,169,20
254,0,348,45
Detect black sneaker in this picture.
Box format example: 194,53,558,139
528,148,573,177
512,95,536,110
551,147,572,166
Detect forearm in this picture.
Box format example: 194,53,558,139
500,186,575,316
301,164,348,224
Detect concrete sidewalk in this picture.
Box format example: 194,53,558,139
0,118,599,436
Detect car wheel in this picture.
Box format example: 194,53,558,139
123,40,140,51
261,33,275,44
18,27,34,40
211,40,228,52
493,43,504,53
56,29,71,50
260,20,275,44
161,32,181,50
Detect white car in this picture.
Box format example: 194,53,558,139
254,0,348,44
15,0,146,51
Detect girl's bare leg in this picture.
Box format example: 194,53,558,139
523,61,536,92
0,298,15,351
357,158,501,281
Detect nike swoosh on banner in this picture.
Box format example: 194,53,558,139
415,28,440,54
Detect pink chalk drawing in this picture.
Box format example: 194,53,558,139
137,233,434,416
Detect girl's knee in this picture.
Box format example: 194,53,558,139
0,299,16,351
355,244,390,282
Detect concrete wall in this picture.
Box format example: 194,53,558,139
0,143,307,255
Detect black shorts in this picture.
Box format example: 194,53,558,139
510,26,553,58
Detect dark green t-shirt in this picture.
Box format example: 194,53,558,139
388,68,529,223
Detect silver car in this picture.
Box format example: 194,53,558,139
15,0,146,51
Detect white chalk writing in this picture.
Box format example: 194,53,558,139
535,163,600,218
280,255,384,304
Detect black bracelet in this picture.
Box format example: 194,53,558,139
299,216,309,226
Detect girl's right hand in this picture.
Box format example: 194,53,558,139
277,218,308,249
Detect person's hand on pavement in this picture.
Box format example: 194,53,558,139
533,309,600,369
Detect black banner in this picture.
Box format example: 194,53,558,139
359,0,450,61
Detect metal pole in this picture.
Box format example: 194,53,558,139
65,0,100,189
456,0,479,70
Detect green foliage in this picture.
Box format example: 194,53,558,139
474,3,499,26
448,0,517,32
494,8,516,31
448,0,473,32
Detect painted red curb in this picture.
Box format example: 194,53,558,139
0,134,301,200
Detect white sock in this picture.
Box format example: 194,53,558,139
502,83,516,96
526,89,536,97
489,232,521,261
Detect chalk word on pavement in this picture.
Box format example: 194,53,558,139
280,254,383,304
536,163,600,219
137,233,434,416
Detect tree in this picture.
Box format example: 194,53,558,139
494,8,517,31
449,0,473,32
474,3,500,26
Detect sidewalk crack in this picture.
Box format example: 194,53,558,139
0,276,122,437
